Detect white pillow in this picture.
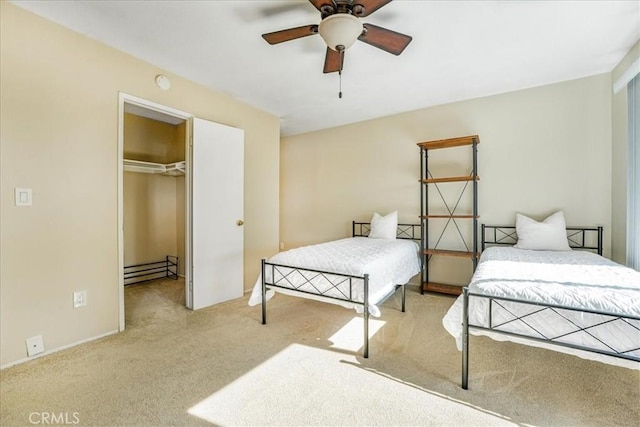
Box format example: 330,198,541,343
514,211,571,251
369,211,398,240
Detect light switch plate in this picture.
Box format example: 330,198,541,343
15,188,32,206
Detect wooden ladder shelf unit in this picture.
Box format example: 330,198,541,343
418,135,480,296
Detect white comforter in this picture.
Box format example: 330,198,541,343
442,247,640,368
248,237,421,316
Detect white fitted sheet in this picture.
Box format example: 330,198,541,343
442,246,640,369
248,237,421,316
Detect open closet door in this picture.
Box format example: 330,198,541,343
190,118,244,310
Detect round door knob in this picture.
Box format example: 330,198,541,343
236,220,244,226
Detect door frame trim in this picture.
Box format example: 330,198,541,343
117,93,192,331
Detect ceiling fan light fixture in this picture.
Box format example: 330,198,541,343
318,14,363,51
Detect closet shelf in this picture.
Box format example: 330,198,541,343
124,159,185,176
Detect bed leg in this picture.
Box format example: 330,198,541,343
401,284,406,313
364,274,369,358
462,287,469,390
261,259,267,325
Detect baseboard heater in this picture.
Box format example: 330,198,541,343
124,255,179,286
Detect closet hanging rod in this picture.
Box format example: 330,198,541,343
123,159,185,176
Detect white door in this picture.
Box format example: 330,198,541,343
190,118,244,310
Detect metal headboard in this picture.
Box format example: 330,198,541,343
352,221,421,241
481,224,603,255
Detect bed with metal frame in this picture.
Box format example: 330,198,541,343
452,225,640,389
259,221,421,358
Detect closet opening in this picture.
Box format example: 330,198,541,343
118,95,192,331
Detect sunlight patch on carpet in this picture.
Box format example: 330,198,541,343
328,316,385,353
187,343,518,426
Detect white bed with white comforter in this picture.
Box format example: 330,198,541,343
249,236,421,316
443,246,640,370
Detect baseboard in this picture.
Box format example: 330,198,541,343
0,329,119,370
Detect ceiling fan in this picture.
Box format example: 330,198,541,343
262,0,412,75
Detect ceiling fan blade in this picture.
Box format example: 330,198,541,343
358,23,412,55
262,25,318,45
352,0,393,17
308,0,336,13
323,47,344,73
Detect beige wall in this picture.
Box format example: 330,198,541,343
124,173,179,267
0,3,280,366
123,113,182,163
281,74,613,286
611,40,640,264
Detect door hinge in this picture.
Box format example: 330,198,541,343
189,281,193,291
189,136,193,146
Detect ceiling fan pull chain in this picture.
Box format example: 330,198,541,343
338,46,345,99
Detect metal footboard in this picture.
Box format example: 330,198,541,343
461,288,640,389
259,259,412,359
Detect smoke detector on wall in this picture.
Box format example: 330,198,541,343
155,74,171,90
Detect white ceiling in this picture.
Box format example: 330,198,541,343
12,0,640,136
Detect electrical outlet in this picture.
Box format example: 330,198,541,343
280,242,285,250
26,335,44,356
73,290,87,308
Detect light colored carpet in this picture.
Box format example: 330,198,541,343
1,278,638,426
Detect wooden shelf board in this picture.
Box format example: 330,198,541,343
422,282,463,296
421,175,479,184
422,215,479,219
424,249,480,258
417,135,480,150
